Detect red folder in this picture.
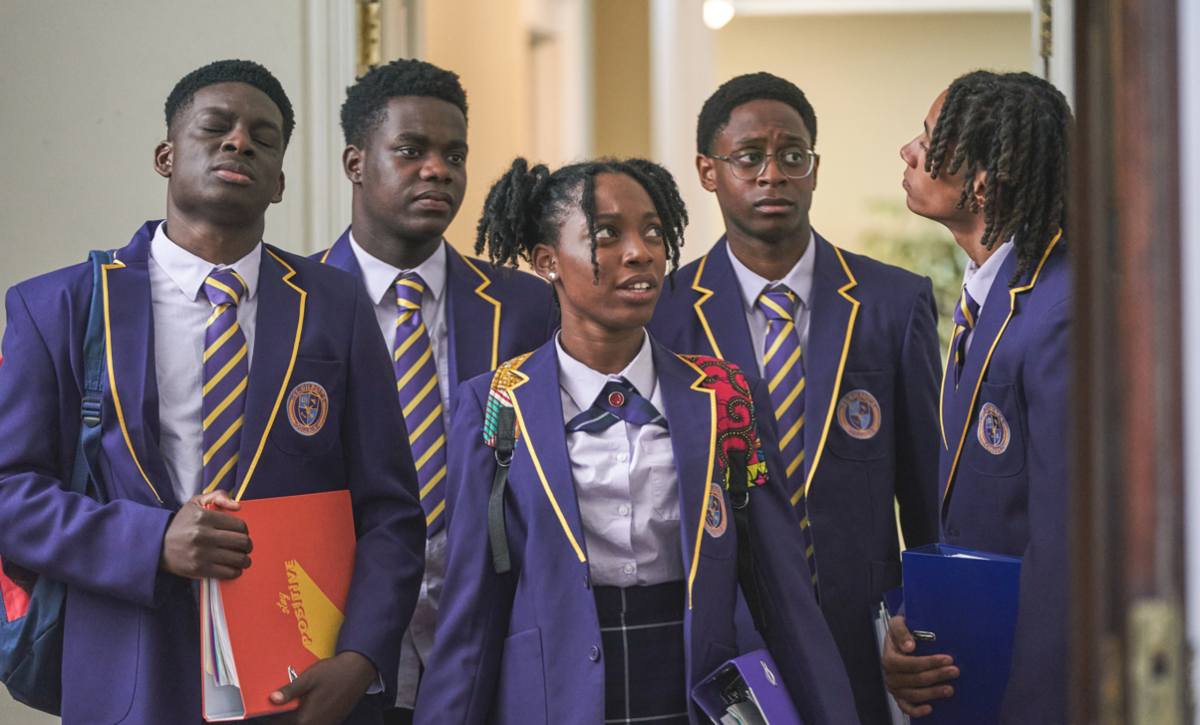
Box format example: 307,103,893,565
201,490,357,721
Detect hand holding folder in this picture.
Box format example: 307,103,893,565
881,615,959,718
160,490,253,581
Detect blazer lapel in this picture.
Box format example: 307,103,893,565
102,223,176,508
941,231,1064,509
234,246,305,500
507,344,588,564
445,246,501,394
318,227,362,277
654,342,719,610
689,238,758,375
801,235,859,503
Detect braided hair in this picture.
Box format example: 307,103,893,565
926,70,1072,283
476,158,688,288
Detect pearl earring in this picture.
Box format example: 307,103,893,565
548,271,557,280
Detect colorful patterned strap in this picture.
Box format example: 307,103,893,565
483,351,534,448
680,355,769,491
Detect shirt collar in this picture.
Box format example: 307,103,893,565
349,231,448,306
149,220,262,302
727,230,816,313
962,240,1014,308
555,329,657,414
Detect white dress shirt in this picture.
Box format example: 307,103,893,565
727,232,816,378
959,240,1014,355
556,331,683,587
347,232,449,709
149,222,261,505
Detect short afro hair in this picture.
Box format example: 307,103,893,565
341,58,468,147
165,59,295,144
696,72,817,155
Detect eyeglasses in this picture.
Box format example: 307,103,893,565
708,148,819,180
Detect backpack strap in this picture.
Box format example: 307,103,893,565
483,352,533,574
73,250,114,502
681,355,770,633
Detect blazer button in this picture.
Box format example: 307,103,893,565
589,646,601,662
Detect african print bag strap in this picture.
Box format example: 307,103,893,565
682,355,770,633
484,352,533,574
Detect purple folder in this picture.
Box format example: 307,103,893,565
692,649,804,724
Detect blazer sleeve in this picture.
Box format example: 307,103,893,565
893,278,942,549
0,285,173,609
414,381,516,725
749,378,862,725
335,281,427,687
999,298,1070,725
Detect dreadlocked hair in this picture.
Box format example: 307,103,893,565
926,70,1072,284
475,157,688,288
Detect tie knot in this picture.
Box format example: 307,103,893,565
953,287,981,330
204,270,247,308
566,376,667,432
757,286,796,322
395,272,426,310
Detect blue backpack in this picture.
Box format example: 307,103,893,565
0,250,112,714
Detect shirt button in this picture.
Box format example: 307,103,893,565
618,504,629,516
623,563,634,575
589,646,601,662
617,452,628,462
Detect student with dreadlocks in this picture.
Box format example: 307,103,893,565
311,58,555,725
649,72,942,724
881,70,1072,723
413,158,858,724
0,60,426,723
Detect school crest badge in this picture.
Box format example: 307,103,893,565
287,382,329,436
705,482,728,538
977,402,1010,455
836,390,881,440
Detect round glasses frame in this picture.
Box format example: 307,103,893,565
708,148,819,180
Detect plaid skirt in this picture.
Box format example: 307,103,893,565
594,580,690,724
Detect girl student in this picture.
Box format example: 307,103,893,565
413,158,858,724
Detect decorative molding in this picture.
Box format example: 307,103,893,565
731,0,1031,14
302,0,357,255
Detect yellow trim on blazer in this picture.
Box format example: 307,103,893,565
691,253,724,359
507,369,587,563
942,230,1062,505
460,255,502,371
101,257,163,503
318,246,333,265
792,246,860,506
679,355,718,610
235,249,306,501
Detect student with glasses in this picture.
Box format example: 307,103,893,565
650,72,943,725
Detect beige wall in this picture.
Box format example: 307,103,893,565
711,12,1031,253
594,0,652,159
424,0,532,255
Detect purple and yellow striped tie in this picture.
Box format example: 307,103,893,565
395,273,446,536
951,286,981,385
759,286,817,588
202,271,249,494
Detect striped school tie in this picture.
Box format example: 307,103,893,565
201,271,249,494
565,377,667,433
758,286,818,588
394,273,447,536
951,287,981,384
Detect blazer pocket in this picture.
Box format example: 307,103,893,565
270,358,344,457
824,371,890,462
494,627,548,723
964,382,1026,478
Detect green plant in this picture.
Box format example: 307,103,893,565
859,199,968,357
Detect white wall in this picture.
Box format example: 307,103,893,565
1179,0,1200,718
0,0,318,342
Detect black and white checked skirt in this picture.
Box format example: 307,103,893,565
594,580,690,724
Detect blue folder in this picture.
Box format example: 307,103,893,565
901,544,1022,725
